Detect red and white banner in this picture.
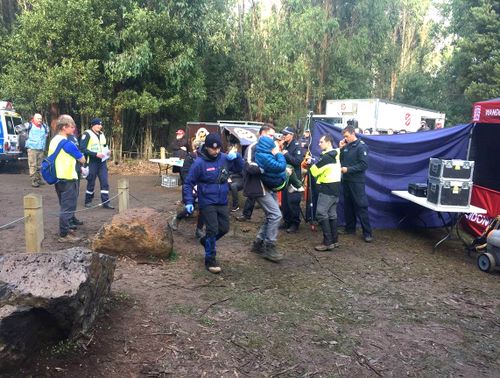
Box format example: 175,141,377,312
471,99,500,124
462,184,500,236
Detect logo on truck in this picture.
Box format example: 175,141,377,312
404,113,411,127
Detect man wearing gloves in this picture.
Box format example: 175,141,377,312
183,133,243,273
80,118,114,209
309,134,341,251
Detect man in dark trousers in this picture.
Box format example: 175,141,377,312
183,133,243,273
339,125,373,242
80,118,114,209
280,126,303,233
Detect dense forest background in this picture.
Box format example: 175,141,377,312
0,0,498,159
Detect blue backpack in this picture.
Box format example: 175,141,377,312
41,140,69,184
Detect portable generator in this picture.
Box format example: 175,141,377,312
477,230,500,273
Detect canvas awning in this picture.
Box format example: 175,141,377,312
220,125,260,146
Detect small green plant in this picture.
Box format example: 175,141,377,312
50,339,79,356
168,250,178,262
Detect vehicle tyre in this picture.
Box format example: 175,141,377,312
477,252,495,273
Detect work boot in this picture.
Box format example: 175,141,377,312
329,219,339,244
286,224,299,234
58,233,81,243
195,228,205,240
278,223,290,230
71,217,84,225
205,258,222,274
250,238,265,255
169,215,179,231
261,242,283,262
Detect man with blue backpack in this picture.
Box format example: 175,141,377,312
47,115,86,242
25,113,49,187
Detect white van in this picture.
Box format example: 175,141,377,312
0,101,23,163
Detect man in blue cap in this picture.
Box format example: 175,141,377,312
183,133,243,273
80,117,114,209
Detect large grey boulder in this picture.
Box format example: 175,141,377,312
0,247,115,371
92,207,173,259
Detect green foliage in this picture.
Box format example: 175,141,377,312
0,0,495,148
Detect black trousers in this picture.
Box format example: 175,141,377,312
200,205,230,239
55,180,78,236
242,197,256,218
342,181,372,236
282,190,301,226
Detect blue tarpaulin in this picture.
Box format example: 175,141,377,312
310,120,474,229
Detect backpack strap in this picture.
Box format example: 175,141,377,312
51,139,69,157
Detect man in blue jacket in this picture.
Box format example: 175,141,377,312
183,133,243,273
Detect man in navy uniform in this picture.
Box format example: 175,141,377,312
339,125,373,242
280,126,303,233
80,118,114,209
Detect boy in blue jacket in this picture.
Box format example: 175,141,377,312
255,136,303,192
183,133,243,273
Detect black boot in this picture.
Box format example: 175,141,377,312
262,242,283,262
329,219,338,243
315,220,333,251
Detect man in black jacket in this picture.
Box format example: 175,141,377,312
339,125,373,242
280,126,303,233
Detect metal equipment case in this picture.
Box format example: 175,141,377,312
427,178,472,207
428,158,474,180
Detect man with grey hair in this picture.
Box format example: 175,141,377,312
25,113,49,187
47,115,86,242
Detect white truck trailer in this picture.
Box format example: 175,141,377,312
325,98,445,133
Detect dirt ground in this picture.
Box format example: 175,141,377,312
1,160,499,377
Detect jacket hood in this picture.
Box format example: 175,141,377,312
256,136,275,153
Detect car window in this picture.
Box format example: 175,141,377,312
13,117,23,127
6,117,15,134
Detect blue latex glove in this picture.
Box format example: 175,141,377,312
185,204,194,214
227,152,237,160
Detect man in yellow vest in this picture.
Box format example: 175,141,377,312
80,118,114,209
48,115,86,242
308,134,341,251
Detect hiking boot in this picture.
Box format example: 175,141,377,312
205,259,222,274
31,181,40,188
278,223,290,230
195,228,205,240
236,215,251,222
58,233,81,243
169,215,179,231
231,206,240,212
102,204,115,210
286,224,299,234
71,217,84,225
261,242,283,262
338,228,355,235
314,244,329,251
84,202,92,208
327,242,340,250
250,239,265,255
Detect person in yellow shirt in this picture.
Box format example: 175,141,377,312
308,134,341,251
47,115,86,242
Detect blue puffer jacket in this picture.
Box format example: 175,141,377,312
183,147,230,209
255,136,287,190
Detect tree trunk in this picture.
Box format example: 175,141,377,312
111,106,123,163
49,102,59,137
142,116,153,160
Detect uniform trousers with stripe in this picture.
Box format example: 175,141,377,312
85,159,110,205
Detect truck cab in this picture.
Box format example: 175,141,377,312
0,101,23,163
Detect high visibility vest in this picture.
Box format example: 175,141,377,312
310,148,341,184
48,135,78,180
84,130,106,153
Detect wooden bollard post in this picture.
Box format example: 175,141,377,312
24,193,44,252
118,178,129,213
160,147,166,160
